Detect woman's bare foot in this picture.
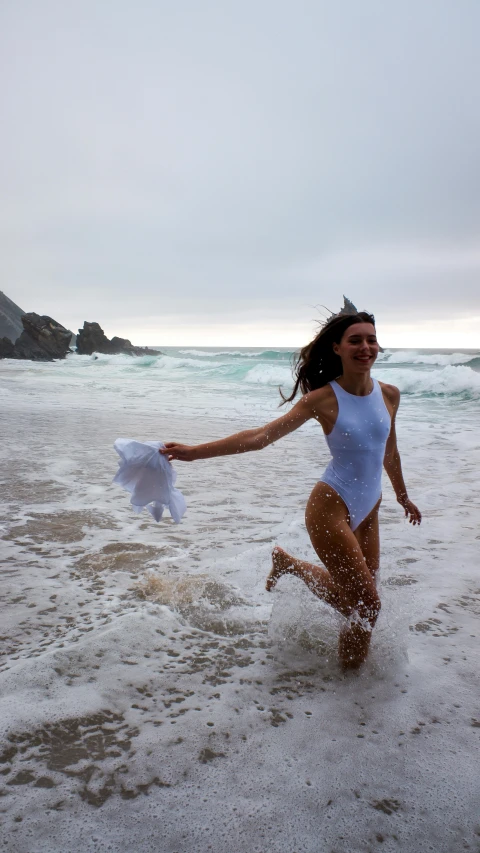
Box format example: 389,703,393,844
338,622,372,670
266,546,294,591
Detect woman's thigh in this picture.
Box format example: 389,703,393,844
354,498,381,579
305,483,379,609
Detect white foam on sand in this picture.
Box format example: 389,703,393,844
0,355,479,853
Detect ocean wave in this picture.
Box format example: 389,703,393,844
178,349,247,357
246,362,480,396
154,355,224,371
466,356,480,372
256,349,295,360
65,351,292,381
381,350,478,366
376,364,480,398
70,352,145,366
178,348,293,360
244,364,294,385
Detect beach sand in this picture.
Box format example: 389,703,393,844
0,354,479,852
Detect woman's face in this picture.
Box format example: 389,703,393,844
332,322,379,372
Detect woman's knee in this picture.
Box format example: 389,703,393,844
366,557,380,579
356,589,381,627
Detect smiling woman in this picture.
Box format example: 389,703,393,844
162,310,421,670
280,311,378,402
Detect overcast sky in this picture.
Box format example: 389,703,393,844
1,0,480,346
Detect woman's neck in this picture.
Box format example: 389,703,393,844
335,372,373,396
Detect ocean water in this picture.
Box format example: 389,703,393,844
0,346,479,853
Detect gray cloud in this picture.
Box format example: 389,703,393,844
1,0,479,338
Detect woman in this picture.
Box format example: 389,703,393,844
161,312,421,669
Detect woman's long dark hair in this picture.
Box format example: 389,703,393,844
280,311,376,404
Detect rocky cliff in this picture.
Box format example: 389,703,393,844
0,313,72,360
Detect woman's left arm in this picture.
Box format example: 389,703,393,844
383,385,422,525
161,394,315,462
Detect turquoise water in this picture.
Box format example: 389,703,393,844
55,345,480,406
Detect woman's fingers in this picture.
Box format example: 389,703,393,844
160,443,181,455
404,500,422,525
160,443,179,460
159,443,193,462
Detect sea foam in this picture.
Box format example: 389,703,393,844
381,349,478,366
1,346,479,852
376,363,480,398
244,364,294,385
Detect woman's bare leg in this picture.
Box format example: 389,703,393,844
354,498,381,580
266,546,354,618
267,484,381,669
338,498,382,667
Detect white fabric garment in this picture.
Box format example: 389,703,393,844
113,439,186,523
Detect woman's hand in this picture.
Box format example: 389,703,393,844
160,442,197,462
398,496,422,525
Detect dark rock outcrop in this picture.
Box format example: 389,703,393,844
0,291,26,342
110,336,136,352
76,322,158,356
335,295,384,351
1,313,72,361
338,296,359,315
76,322,112,355
0,337,15,358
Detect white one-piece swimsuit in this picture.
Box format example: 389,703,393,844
319,379,391,531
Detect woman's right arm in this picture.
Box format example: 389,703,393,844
161,394,316,462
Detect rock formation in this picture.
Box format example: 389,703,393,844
76,322,158,356
0,313,72,360
0,337,15,358
336,296,383,351
0,291,26,342
75,322,112,355
338,296,359,315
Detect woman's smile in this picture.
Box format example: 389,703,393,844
354,354,375,363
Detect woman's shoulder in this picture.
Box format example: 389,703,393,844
304,383,337,413
302,384,338,431
378,381,400,406
306,383,337,400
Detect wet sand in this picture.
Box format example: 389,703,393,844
1,363,479,852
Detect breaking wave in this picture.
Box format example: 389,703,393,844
244,364,294,385
59,347,480,400
179,348,294,360
376,364,480,399
381,349,479,367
